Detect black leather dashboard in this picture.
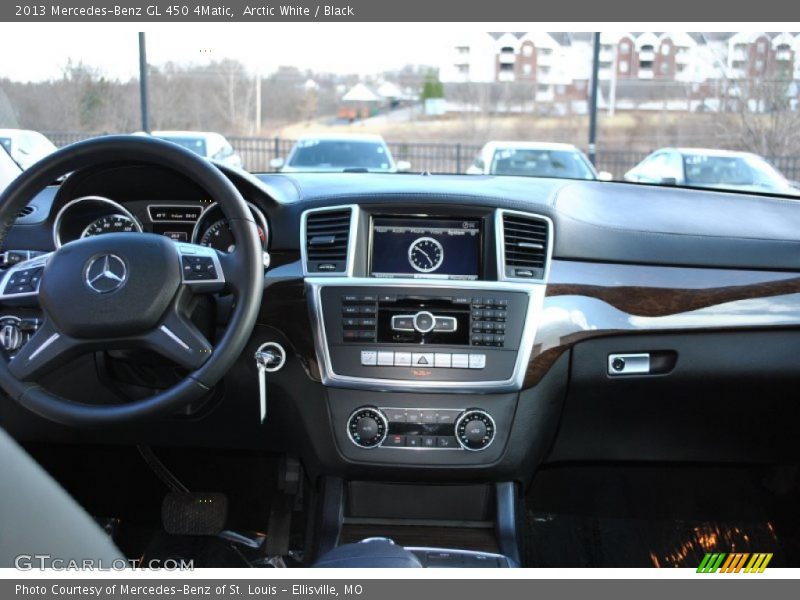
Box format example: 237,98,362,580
255,172,800,271
7,167,800,273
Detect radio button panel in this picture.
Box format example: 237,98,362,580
357,349,486,370
309,281,544,392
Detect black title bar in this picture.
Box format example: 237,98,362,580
1,0,797,21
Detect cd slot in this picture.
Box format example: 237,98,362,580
376,297,470,345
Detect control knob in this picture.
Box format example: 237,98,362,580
455,409,496,451
0,321,24,352
347,407,388,448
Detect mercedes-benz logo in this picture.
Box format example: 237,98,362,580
84,254,128,294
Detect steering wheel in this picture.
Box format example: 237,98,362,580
0,136,264,427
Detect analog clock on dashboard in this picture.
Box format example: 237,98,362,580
371,217,480,280
408,236,444,273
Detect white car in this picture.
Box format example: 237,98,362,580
0,143,22,193
467,141,611,181
134,131,244,169
271,134,410,173
624,147,800,196
0,129,57,170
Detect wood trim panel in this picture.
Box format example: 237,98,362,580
524,260,800,387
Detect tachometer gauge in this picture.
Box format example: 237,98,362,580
199,219,236,253
81,214,141,238
408,237,444,273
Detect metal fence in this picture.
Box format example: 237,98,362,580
594,151,649,179
43,132,800,181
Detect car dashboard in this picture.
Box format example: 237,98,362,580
2,164,800,476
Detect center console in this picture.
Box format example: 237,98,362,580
314,285,532,387
299,203,554,567
301,204,551,462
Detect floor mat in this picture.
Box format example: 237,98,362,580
526,513,784,567
524,464,800,568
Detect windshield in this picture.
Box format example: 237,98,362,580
0,142,21,192
683,154,791,191
2,29,800,195
287,140,393,171
491,149,596,179
153,136,207,157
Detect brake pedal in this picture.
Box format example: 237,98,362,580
162,492,228,536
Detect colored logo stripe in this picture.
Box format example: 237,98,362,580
745,553,773,573
697,553,773,573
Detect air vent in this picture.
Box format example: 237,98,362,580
16,206,35,219
500,211,550,280
303,207,354,275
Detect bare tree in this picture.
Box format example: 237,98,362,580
714,77,800,157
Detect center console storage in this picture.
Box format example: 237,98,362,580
312,478,521,568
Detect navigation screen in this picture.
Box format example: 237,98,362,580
370,217,481,280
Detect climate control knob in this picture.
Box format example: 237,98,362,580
347,407,388,448
455,409,496,451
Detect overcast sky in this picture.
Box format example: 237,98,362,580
0,24,457,81
0,23,780,82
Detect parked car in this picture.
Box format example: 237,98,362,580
0,141,22,193
466,141,612,180
134,130,243,169
624,147,800,195
271,134,411,173
0,129,57,170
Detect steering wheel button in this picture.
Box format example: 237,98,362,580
9,284,31,295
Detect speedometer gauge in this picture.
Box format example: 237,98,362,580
191,201,269,254
199,219,236,253
81,214,141,238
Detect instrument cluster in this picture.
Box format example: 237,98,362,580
53,195,269,253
